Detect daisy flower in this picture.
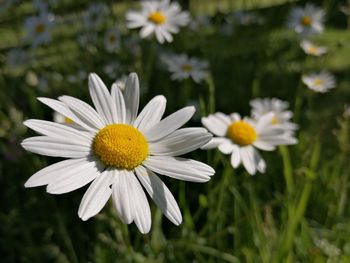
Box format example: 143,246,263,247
162,53,208,83
22,72,214,234
300,40,327,56
302,71,336,93
250,98,298,132
25,11,54,47
126,0,190,44
104,27,121,52
287,4,325,36
201,112,297,175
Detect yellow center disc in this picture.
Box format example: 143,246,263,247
301,16,312,26
93,124,149,170
148,11,166,24
227,121,257,146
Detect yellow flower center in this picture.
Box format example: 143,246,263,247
181,64,193,72
271,116,279,125
93,124,149,170
35,23,46,34
308,46,318,55
148,11,166,24
64,117,74,124
109,34,116,43
227,121,257,146
313,79,324,86
301,16,312,26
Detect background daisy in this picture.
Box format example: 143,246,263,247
201,112,297,175
287,4,325,36
25,11,54,47
302,71,336,93
162,53,208,83
300,40,328,56
126,0,190,44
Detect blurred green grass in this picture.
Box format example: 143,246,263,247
1,0,350,262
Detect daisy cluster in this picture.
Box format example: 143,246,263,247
287,4,336,93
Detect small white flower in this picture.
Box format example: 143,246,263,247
113,75,128,91
300,40,327,56
250,98,298,131
25,11,54,47
162,53,208,83
22,72,214,234
126,0,190,44
302,71,336,93
104,27,121,52
287,4,325,36
53,112,75,125
202,112,297,175
83,3,107,28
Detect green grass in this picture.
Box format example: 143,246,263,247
1,0,350,262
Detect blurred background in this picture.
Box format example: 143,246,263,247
1,0,350,262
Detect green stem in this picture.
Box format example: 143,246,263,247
279,146,295,195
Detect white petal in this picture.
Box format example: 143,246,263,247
240,146,257,175
88,73,115,124
25,158,90,187
21,136,91,158
201,137,228,150
24,119,93,147
135,166,182,225
144,106,195,142
253,148,266,173
134,95,167,133
38,97,96,132
253,140,276,151
47,159,102,194
78,170,113,221
123,73,140,124
111,170,134,224
143,156,214,183
149,128,212,156
59,96,105,129
111,83,126,124
129,171,151,234
230,145,241,168
201,114,228,137
218,141,234,154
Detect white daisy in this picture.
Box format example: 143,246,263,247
250,98,298,131
104,27,121,52
126,0,190,44
302,71,336,93
25,11,54,47
162,53,208,83
300,40,327,56
201,112,297,175
22,72,214,234
287,4,325,36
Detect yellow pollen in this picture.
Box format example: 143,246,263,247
301,16,312,26
313,79,323,86
181,64,193,72
227,121,257,146
35,23,45,34
64,117,74,124
148,11,166,24
93,124,149,170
